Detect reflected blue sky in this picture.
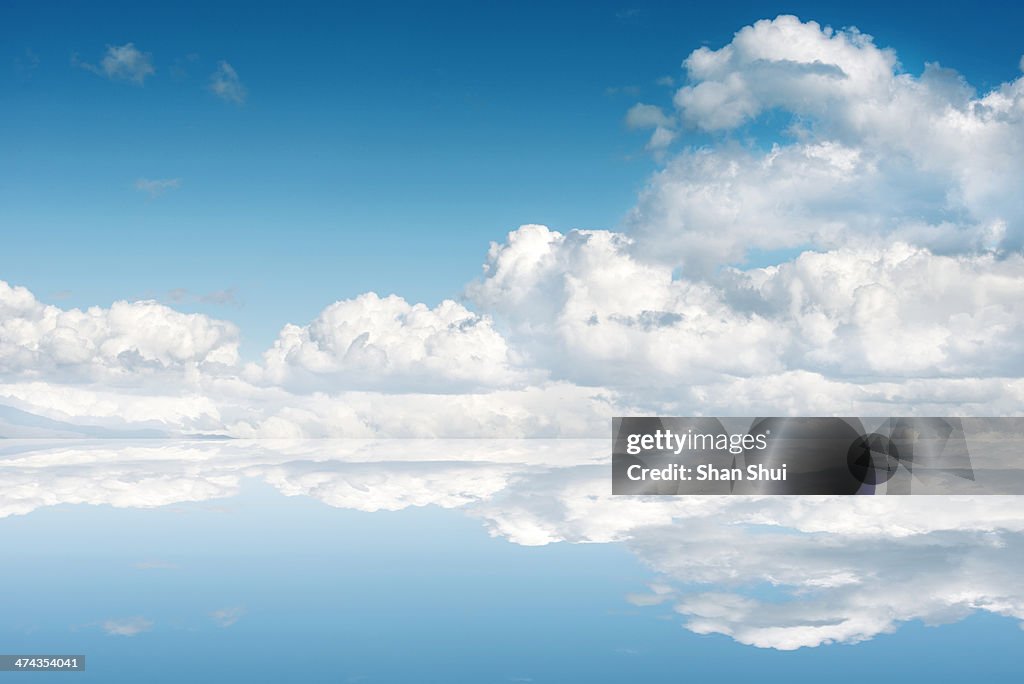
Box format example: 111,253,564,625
1,440,1022,682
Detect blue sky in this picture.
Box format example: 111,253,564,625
4,0,1024,355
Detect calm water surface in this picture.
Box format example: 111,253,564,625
1,440,1022,682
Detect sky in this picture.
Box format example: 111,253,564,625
4,1,1024,351
2,2,1024,437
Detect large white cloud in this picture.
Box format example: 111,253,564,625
251,292,533,392
0,281,239,382
628,15,1024,269
467,225,786,388
467,226,1024,410
738,245,1024,378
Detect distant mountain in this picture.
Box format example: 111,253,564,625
0,404,171,439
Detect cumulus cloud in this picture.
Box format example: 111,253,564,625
626,15,1024,268
251,293,533,392
467,225,785,389
466,225,1024,411
0,280,240,384
210,61,246,104
76,43,155,84
734,246,1024,378
672,17,891,131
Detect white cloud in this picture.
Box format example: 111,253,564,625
224,384,619,438
103,616,153,636
467,225,786,389
210,606,245,627
134,178,181,197
625,103,672,129
250,292,533,393
736,246,1024,378
625,15,1024,268
210,61,246,104
625,103,677,151
0,280,240,384
77,43,155,84
466,226,1024,403
644,125,676,150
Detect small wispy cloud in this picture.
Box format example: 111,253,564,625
210,606,245,627
604,84,641,97
210,61,246,104
615,8,643,22
75,43,155,85
165,287,241,307
103,616,153,636
15,48,40,81
200,288,239,307
135,177,181,198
